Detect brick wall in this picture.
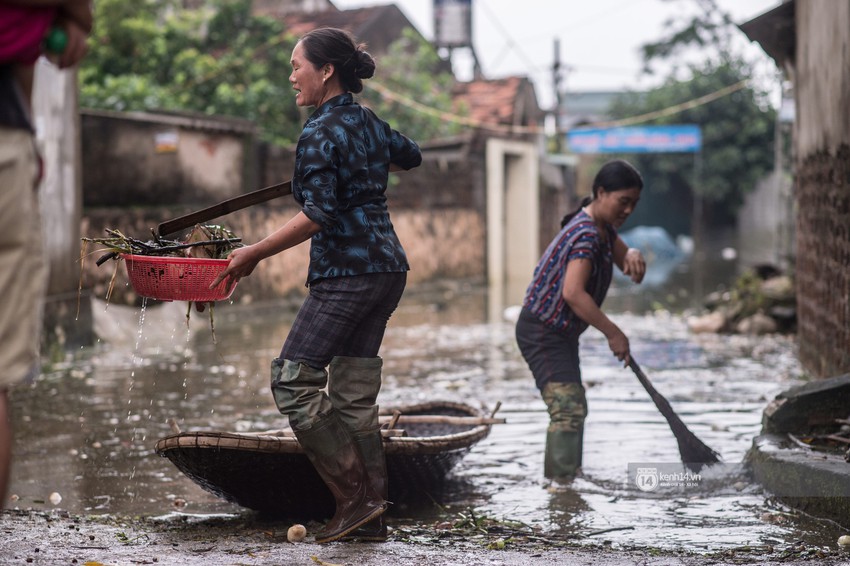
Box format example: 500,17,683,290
794,1,850,377
795,144,850,376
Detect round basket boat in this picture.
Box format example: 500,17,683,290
155,401,500,518
123,254,236,302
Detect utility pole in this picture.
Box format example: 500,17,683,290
552,38,563,152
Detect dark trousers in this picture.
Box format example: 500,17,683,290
515,307,582,391
280,272,407,368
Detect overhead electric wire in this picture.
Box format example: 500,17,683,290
476,1,538,75
366,77,749,135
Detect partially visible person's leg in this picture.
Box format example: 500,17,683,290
270,273,405,542
329,272,406,433
0,390,11,504
0,127,45,506
541,382,587,478
326,272,406,541
272,272,406,431
515,308,587,479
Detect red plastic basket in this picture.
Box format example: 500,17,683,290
122,254,237,302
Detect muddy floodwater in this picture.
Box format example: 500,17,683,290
7,273,844,557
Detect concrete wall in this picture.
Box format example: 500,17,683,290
737,170,794,270
81,109,256,206
79,132,570,308
81,203,485,306
794,0,850,377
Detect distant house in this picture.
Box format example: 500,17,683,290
253,1,433,61
251,0,335,18
451,76,543,141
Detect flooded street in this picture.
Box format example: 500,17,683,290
6,272,843,556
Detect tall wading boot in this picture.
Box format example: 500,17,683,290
270,358,385,542
270,358,334,431
327,356,388,541
346,430,388,541
542,382,588,480
293,411,387,543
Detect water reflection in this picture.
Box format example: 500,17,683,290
7,272,838,552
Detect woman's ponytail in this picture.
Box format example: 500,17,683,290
560,196,592,228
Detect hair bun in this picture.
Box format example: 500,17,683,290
355,49,376,79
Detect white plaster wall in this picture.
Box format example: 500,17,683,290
486,138,539,319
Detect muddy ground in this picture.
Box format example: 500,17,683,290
2,509,847,566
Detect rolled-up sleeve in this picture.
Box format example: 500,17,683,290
389,129,422,170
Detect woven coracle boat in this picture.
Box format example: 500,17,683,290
155,401,502,518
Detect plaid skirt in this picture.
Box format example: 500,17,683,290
280,271,407,368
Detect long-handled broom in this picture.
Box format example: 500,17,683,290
629,357,721,472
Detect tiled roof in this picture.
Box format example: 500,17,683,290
278,6,390,39
452,76,539,127
257,4,425,60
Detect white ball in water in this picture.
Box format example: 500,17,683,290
838,535,850,547
48,492,62,505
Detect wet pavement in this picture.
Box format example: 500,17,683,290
7,276,848,559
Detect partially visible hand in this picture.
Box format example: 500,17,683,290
621,247,646,284
208,245,260,290
606,327,631,367
55,17,88,69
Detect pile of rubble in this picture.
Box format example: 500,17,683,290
687,266,795,335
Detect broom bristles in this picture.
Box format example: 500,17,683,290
630,358,721,472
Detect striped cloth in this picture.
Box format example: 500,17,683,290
521,209,615,335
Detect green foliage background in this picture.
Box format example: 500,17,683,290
80,0,301,145
362,28,464,142
598,0,777,234
79,0,461,146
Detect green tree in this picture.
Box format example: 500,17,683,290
606,0,776,233
80,0,301,145
361,28,464,142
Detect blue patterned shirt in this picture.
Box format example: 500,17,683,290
293,93,421,285
522,210,615,335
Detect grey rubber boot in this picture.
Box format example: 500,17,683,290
270,358,333,431
328,356,388,541
294,410,386,543
542,382,588,479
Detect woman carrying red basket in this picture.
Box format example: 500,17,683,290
210,27,421,543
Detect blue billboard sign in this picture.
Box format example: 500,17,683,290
567,125,702,154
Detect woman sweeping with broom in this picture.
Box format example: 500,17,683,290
210,27,420,542
516,159,646,480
